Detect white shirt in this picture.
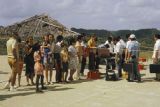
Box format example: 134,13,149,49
54,42,61,53
126,40,131,49
115,41,123,55
152,39,160,59
105,40,114,53
68,45,77,58
120,39,126,49
6,37,19,59
81,41,86,47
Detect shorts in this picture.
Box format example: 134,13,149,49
8,57,18,73
62,62,68,72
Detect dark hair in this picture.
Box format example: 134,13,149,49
108,36,113,41
113,37,120,42
69,38,76,45
130,38,136,41
32,42,41,51
154,34,160,39
17,37,21,43
77,35,83,41
117,36,121,40
126,34,131,39
47,33,54,37
27,36,33,41
56,35,63,42
81,33,86,37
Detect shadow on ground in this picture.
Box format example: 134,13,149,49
0,91,35,101
142,77,160,83
0,71,9,74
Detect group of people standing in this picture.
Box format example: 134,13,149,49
4,32,160,92
103,34,141,82
5,32,91,92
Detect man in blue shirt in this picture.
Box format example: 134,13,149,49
127,34,141,82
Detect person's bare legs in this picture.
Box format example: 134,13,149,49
45,68,49,84
11,72,17,87
49,68,53,84
69,69,75,81
62,72,64,82
18,74,21,87
65,72,68,82
18,62,23,87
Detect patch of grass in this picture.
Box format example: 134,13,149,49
139,51,153,60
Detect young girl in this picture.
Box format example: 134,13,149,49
41,35,51,85
34,48,47,93
60,44,69,83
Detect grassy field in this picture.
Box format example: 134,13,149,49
139,51,153,60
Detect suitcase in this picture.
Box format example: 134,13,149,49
98,48,110,57
87,71,100,79
149,64,160,73
123,63,133,73
123,63,134,81
149,64,160,80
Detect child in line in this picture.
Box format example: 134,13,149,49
34,48,47,93
60,44,69,83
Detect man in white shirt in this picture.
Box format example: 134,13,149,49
113,37,124,78
105,36,116,70
5,33,19,91
105,36,114,54
152,34,160,80
54,35,63,83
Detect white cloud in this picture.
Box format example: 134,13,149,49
0,0,160,30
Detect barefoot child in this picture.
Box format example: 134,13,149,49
34,49,47,93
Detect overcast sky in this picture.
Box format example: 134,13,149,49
0,0,159,30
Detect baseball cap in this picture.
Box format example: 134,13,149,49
130,34,136,39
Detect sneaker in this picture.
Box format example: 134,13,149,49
10,86,16,91
4,82,10,89
14,85,19,89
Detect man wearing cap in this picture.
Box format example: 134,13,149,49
127,34,141,82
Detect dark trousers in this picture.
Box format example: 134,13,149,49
36,75,44,91
106,58,116,70
95,56,100,70
80,56,86,74
117,58,123,78
54,53,62,82
55,60,62,82
128,58,141,81
88,52,96,71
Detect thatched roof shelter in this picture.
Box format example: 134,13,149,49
2,14,79,38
